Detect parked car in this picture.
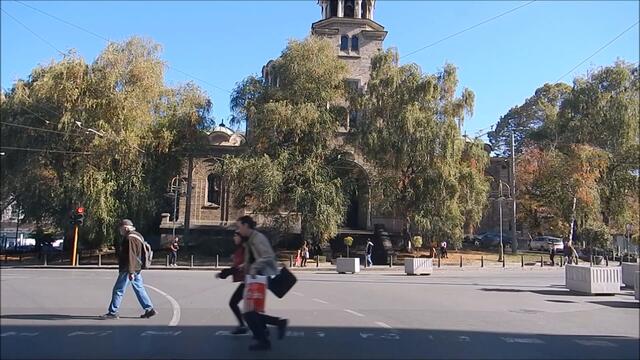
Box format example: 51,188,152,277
529,236,563,251
475,232,512,249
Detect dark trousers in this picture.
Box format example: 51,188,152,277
169,251,177,265
244,311,282,343
229,283,245,327
301,256,308,267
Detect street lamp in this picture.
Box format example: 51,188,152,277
497,180,512,262
169,176,185,238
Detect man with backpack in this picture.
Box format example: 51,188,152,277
100,219,156,319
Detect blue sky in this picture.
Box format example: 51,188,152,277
2,1,638,137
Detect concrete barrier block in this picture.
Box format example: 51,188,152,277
621,262,640,288
565,264,620,295
336,258,360,274
405,258,433,275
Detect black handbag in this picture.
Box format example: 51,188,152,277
269,267,297,298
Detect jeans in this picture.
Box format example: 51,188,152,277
170,251,177,265
107,271,153,315
366,254,372,266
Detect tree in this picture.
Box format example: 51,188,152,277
353,49,489,249
489,83,571,157
0,37,213,248
503,61,639,239
225,37,349,245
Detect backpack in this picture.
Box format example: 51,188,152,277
129,232,153,269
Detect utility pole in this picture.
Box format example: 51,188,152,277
511,132,518,254
183,156,193,245
498,181,504,262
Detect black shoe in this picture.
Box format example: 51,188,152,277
231,326,248,335
248,341,271,351
99,313,119,320
140,309,157,319
277,319,288,340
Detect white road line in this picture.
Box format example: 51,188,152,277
344,309,365,317
292,291,304,296
312,298,329,304
375,321,393,329
574,340,617,347
501,337,544,344
144,284,181,327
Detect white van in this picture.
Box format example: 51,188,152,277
529,236,564,251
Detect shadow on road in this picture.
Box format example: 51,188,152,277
588,301,640,309
0,325,638,360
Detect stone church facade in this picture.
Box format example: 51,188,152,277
159,0,515,248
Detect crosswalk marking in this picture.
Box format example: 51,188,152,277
344,309,365,317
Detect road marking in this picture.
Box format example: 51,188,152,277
312,298,329,304
501,337,544,344
360,333,375,339
381,332,400,340
144,284,181,327
458,336,471,342
574,340,617,347
315,331,326,338
68,331,111,337
344,309,365,317
375,321,392,329
1,332,39,337
286,331,305,337
140,330,182,336
292,291,304,296
215,330,249,336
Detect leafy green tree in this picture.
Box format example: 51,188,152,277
353,49,489,249
489,83,571,157
0,37,212,249
225,37,349,245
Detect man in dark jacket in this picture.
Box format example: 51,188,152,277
100,219,156,319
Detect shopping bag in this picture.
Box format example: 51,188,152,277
269,267,297,299
295,255,301,267
243,275,268,313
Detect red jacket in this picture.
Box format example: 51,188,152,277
219,246,245,283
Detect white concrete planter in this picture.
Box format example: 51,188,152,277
405,258,433,275
336,258,360,274
565,264,620,295
635,272,639,301
621,262,640,288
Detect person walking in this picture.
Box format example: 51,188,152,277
300,241,309,267
549,246,556,266
365,240,374,267
236,215,288,351
100,219,156,320
440,240,448,258
216,231,248,335
169,238,179,267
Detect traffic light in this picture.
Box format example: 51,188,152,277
72,207,85,226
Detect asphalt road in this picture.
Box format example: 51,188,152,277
1,267,638,359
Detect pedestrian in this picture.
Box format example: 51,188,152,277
365,240,374,267
549,246,556,266
301,241,309,267
169,237,179,267
216,231,248,335
440,240,448,258
100,219,156,320
236,215,288,351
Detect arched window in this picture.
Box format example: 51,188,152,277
340,35,349,51
361,0,369,18
206,174,221,206
344,0,355,17
330,0,338,17
351,36,359,51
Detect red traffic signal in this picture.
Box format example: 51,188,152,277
76,207,85,214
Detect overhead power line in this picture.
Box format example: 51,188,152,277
1,8,65,56
555,21,639,82
401,0,537,59
14,0,232,94
1,121,72,135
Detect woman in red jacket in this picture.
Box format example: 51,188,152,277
216,231,247,335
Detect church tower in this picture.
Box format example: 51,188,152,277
312,0,387,88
